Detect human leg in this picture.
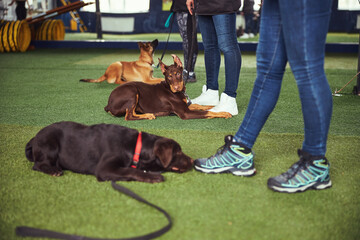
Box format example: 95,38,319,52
176,12,190,73
186,14,198,74
176,12,197,83
234,0,287,148
208,13,241,115
212,13,241,98
244,13,255,36
191,15,220,105
197,15,220,91
279,0,333,157
267,0,333,193
194,0,287,175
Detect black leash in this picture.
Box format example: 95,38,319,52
156,12,175,68
15,181,172,240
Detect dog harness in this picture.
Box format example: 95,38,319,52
131,131,142,168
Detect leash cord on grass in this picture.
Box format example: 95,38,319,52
15,181,172,240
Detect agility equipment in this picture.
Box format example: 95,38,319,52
60,0,88,32
333,71,360,96
0,20,31,52
0,1,93,53
34,19,65,41
26,1,92,25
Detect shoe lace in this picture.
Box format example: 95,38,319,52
209,135,233,161
281,150,309,179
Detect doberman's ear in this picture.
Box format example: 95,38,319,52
151,39,159,47
159,58,167,74
171,54,183,68
153,138,173,169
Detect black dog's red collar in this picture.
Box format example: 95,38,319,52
131,132,142,168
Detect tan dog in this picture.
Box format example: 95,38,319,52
80,39,164,85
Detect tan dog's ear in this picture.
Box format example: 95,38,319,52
171,54,183,68
153,138,173,168
159,58,167,74
138,42,144,49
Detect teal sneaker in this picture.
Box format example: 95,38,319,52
194,135,256,176
267,149,332,193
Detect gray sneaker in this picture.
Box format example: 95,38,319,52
194,135,256,176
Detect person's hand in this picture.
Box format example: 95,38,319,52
8,0,15,6
186,0,194,15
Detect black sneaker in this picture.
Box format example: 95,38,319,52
267,149,332,193
183,70,197,83
186,72,197,83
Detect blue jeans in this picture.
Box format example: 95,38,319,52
244,13,255,34
198,13,241,98
234,0,333,156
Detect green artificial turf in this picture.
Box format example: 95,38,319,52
63,32,359,43
0,47,359,240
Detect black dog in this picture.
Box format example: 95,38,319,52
25,121,193,183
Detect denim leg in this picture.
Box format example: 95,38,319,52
198,15,221,91
279,0,333,156
213,13,241,98
234,0,287,148
244,13,255,34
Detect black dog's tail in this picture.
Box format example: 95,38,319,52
25,138,34,162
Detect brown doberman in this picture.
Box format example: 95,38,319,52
104,54,232,120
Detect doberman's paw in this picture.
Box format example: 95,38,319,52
143,113,156,120
223,112,232,119
205,111,232,119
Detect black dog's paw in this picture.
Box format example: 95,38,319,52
142,173,164,183
52,170,63,177
36,164,63,177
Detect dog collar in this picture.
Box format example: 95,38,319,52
131,132,142,168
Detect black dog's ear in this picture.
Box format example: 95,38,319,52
171,54,183,68
153,138,173,168
159,58,167,74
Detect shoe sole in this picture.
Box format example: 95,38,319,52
191,100,219,106
268,180,332,193
194,165,256,177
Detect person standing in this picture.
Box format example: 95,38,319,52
171,0,198,83
194,0,333,193
240,0,256,39
9,0,29,20
187,0,242,116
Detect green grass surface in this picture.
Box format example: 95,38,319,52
64,32,359,43
0,47,359,240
